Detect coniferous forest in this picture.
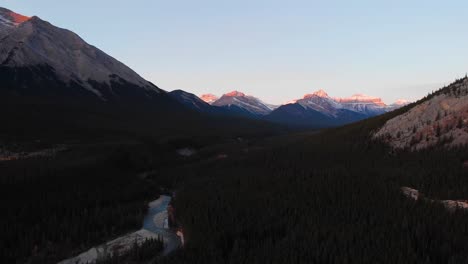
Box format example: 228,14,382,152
157,113,468,264
2,101,468,263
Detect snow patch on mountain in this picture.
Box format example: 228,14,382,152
212,91,273,115
294,89,397,117
296,90,343,117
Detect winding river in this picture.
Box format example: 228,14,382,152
58,195,181,264
143,195,182,256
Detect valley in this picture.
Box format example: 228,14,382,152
1,5,468,264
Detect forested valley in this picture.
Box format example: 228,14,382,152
157,110,468,263
2,85,468,264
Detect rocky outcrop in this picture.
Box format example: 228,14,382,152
401,186,468,212
375,78,468,150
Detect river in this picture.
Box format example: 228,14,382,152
58,195,181,264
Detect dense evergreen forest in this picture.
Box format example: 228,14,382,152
0,143,164,263
156,110,468,263
2,79,468,263
0,129,286,263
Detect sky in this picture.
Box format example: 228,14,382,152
4,0,468,104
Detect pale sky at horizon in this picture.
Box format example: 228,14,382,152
4,0,468,104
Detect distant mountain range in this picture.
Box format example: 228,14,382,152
193,89,409,128
0,6,409,131
0,7,282,141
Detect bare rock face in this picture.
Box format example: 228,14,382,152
375,78,468,150
401,186,468,212
0,8,30,38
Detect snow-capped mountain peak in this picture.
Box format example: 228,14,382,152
224,91,246,97
297,90,341,117
305,89,330,98
335,94,386,106
212,90,272,116
285,99,298,105
393,99,410,106
200,94,219,104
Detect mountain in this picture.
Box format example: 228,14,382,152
195,88,407,128
0,8,288,143
0,7,166,105
386,99,411,111
0,7,30,38
171,90,273,119
265,103,341,128
334,94,388,116
296,89,346,117
375,77,468,149
211,91,274,116
169,90,214,112
266,89,402,128
200,94,219,104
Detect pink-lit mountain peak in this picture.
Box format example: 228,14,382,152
224,91,246,97
303,89,330,99
0,8,31,26
349,94,380,101
393,99,410,105
200,94,219,104
335,93,386,106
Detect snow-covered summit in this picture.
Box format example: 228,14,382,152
212,91,273,115
200,94,219,104
304,89,330,99
224,91,246,97
335,94,386,106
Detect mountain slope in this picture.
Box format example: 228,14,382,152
266,89,394,128
0,8,286,143
169,90,214,112
375,77,468,149
335,94,388,116
212,91,274,116
0,7,30,38
296,89,343,117
265,103,339,128
0,7,162,103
